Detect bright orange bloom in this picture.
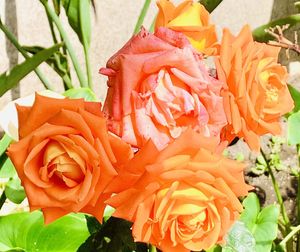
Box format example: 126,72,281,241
215,25,294,151
100,27,226,150
155,0,219,55
106,129,252,252
7,94,133,224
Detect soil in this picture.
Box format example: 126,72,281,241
227,123,299,224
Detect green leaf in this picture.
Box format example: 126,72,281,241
5,177,25,204
222,221,256,252
63,88,97,101
239,193,279,252
287,84,300,117
62,0,91,47
23,45,72,89
253,14,300,42
0,134,11,157
0,156,17,179
0,43,62,97
78,217,137,252
53,0,61,15
199,0,223,13
0,211,89,251
287,111,300,145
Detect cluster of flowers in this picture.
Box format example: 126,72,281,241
6,0,294,251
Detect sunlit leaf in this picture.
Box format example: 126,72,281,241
0,211,89,251
223,221,256,252
23,45,72,89
62,0,91,47
239,193,279,252
287,110,300,145
63,87,97,101
5,177,25,204
0,44,62,97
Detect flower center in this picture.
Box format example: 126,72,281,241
40,141,85,187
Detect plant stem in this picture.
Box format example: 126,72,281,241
280,224,300,248
46,11,58,44
0,18,54,90
40,0,87,87
149,15,156,33
134,0,152,34
0,191,6,210
83,44,92,89
260,149,291,229
261,148,293,250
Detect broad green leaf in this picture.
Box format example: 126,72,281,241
5,177,25,204
62,0,91,47
199,0,223,13
63,87,97,101
239,193,279,252
23,45,72,89
0,211,89,251
0,134,11,157
0,43,62,97
222,221,255,252
287,110,300,145
253,14,300,42
287,84,300,117
0,156,17,179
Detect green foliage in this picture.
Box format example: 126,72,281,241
0,211,89,251
222,221,256,252
0,134,11,157
288,111,300,145
287,85,300,117
62,0,91,47
0,156,16,179
0,43,62,97
63,87,98,101
23,45,72,89
199,0,223,13
253,14,300,42
251,137,284,175
78,217,141,252
4,177,25,204
239,193,279,252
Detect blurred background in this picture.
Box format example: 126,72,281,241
0,0,299,110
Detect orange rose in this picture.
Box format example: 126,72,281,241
106,129,252,252
100,27,226,150
215,25,294,151
155,0,219,56
7,94,133,224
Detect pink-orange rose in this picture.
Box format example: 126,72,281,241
106,129,252,252
100,27,226,150
7,94,133,224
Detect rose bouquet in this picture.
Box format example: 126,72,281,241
0,0,299,251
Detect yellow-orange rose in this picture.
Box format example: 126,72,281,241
106,129,252,252
7,94,133,224
216,25,294,151
155,0,219,55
